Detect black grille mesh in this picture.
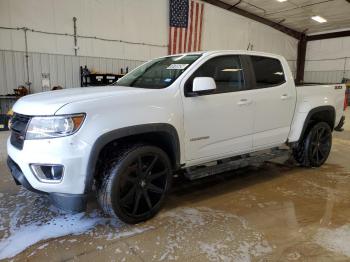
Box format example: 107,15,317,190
10,114,31,150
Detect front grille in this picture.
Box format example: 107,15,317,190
10,114,31,150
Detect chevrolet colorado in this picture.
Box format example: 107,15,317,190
7,50,346,224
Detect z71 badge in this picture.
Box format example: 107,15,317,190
335,85,343,90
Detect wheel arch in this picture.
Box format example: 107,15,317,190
84,123,180,193
298,105,336,143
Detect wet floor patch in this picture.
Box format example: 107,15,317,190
0,189,152,260
126,207,272,261
314,225,350,257
0,187,273,261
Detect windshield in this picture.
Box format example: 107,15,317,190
116,54,201,89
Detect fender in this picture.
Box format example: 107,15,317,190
298,105,335,142
84,123,180,193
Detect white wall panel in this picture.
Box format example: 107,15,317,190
0,0,297,61
0,0,169,61
202,4,298,61
305,36,350,83
0,0,299,93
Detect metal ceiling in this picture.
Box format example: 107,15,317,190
219,0,350,34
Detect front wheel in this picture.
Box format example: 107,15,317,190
293,122,332,167
97,144,172,224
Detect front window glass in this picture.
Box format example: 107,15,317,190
185,55,245,94
116,55,201,89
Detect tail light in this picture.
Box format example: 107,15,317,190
345,92,348,111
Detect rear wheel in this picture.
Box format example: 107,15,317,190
293,122,332,167
97,144,172,224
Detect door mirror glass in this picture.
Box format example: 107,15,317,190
192,77,216,93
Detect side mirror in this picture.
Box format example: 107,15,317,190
192,77,216,94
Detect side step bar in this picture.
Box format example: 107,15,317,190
184,148,290,181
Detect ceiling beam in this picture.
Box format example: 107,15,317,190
307,30,350,41
202,0,303,40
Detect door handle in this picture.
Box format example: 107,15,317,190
281,94,290,100
237,98,252,106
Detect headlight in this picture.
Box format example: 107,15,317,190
26,114,85,140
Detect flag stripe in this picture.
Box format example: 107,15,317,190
188,1,194,52
178,28,183,53
173,27,178,55
198,3,204,51
168,28,172,55
194,2,199,52
184,28,188,53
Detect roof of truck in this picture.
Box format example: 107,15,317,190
166,50,285,60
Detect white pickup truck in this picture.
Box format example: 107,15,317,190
7,50,346,224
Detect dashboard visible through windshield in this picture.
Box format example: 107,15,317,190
116,54,202,89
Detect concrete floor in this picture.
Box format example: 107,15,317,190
1,111,350,261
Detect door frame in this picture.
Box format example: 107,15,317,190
180,53,255,165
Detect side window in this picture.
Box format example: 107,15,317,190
251,56,285,88
185,55,245,95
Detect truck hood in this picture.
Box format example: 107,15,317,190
13,86,149,115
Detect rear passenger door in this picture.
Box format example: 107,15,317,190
182,55,254,164
247,56,296,148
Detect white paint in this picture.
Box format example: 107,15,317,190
314,225,350,257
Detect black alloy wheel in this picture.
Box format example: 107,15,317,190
118,153,169,217
98,145,172,224
293,122,332,167
308,123,332,166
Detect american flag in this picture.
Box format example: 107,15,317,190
169,0,204,55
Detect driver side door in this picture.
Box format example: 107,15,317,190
182,55,254,165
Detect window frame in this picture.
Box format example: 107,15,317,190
184,54,248,97
247,55,287,89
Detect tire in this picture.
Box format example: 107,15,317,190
97,144,172,224
293,122,332,167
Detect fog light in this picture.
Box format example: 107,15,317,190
30,164,64,183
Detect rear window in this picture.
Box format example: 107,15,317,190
251,56,285,88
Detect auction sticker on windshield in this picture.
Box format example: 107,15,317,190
167,64,189,70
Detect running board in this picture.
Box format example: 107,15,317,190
184,148,290,181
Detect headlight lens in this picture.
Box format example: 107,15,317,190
26,114,85,139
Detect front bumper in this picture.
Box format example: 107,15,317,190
7,135,91,194
7,156,87,212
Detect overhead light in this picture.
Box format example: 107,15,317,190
311,16,327,23
277,0,287,2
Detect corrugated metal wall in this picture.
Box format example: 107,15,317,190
304,57,349,83
305,37,350,84
0,50,144,95
304,70,350,83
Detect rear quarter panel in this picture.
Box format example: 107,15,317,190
288,84,345,142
